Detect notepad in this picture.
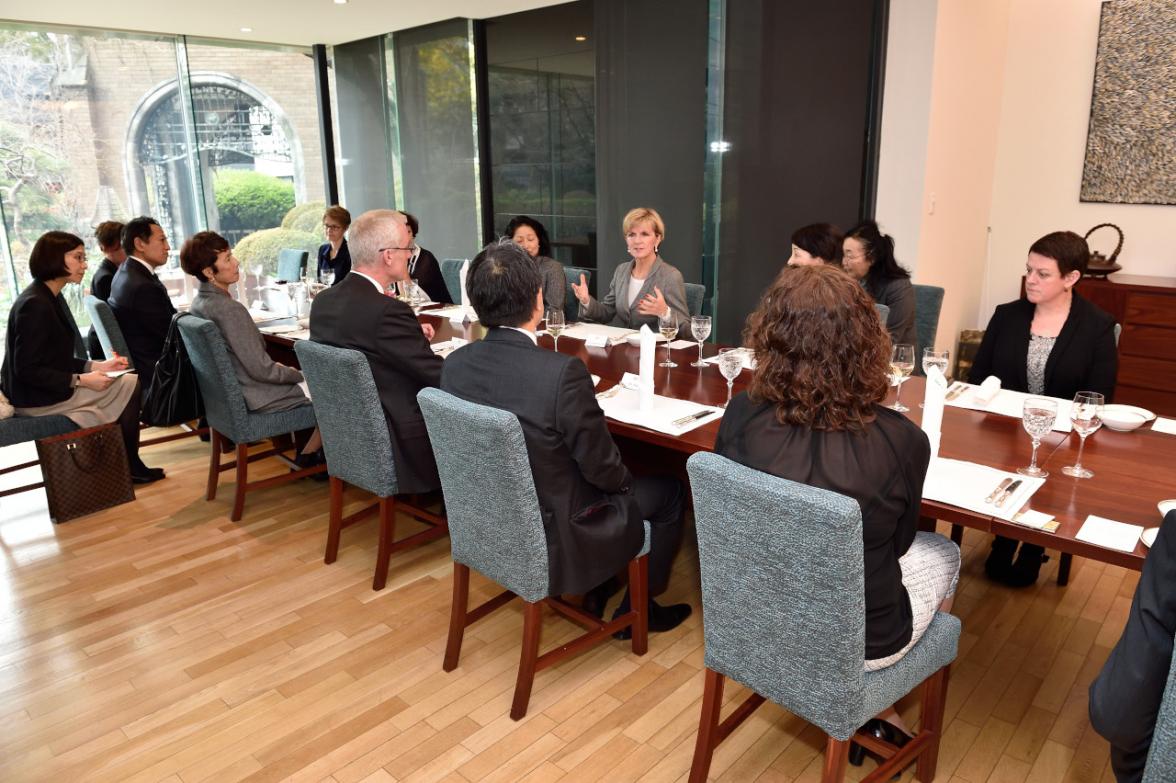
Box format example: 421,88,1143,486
1075,515,1145,553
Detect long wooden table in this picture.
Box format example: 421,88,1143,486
266,309,1175,574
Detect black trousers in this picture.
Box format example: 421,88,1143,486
631,475,686,596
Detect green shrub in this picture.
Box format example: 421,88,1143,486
281,201,325,233
233,227,322,278
214,170,295,232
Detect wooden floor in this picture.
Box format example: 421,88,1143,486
0,431,1132,783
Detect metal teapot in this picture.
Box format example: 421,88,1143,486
1083,223,1123,277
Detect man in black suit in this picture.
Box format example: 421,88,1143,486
86,220,126,359
108,216,175,389
1090,509,1176,782
309,209,443,495
441,240,690,633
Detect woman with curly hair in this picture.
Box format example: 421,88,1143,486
714,264,959,755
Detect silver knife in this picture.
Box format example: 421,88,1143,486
672,409,713,426
945,383,967,401
985,477,1013,503
995,479,1023,507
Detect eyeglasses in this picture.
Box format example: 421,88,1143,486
378,246,414,253
323,223,344,231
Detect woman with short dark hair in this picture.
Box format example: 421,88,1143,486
505,215,566,314
0,231,164,483
970,230,1118,586
786,222,844,267
842,221,916,344
318,205,352,284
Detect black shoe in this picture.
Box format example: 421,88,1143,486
612,599,692,639
1002,545,1047,587
293,450,323,470
582,577,621,619
131,467,166,485
985,536,1017,581
849,719,911,777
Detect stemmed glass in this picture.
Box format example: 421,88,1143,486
1062,391,1103,479
717,348,743,409
888,343,915,412
1018,397,1058,478
919,347,950,408
546,309,565,353
658,313,678,368
321,269,335,287
690,316,711,368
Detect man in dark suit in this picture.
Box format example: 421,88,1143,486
309,209,443,495
1090,509,1176,782
441,240,690,633
397,211,452,304
86,220,126,359
108,216,175,389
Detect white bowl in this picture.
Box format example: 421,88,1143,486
1160,499,1176,518
1142,527,1159,548
1101,404,1156,432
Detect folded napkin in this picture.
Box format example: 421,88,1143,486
1076,515,1145,553
922,458,1046,521
974,375,1001,404
666,339,695,350
596,385,723,435
430,337,469,359
639,325,655,411
922,365,947,457
1153,417,1176,436
702,347,756,370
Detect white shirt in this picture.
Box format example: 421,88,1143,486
131,256,157,275
627,273,645,309
504,326,538,345
352,270,385,295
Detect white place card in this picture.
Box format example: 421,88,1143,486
1076,515,1145,553
666,339,696,350
1152,417,1176,436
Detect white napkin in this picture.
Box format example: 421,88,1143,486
459,259,470,307
639,325,655,411
1076,515,1145,553
430,337,469,359
921,365,947,457
922,458,1046,521
1153,417,1176,436
666,339,695,350
974,375,1001,404
596,386,723,435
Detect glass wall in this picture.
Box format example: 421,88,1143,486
0,24,325,350
485,2,595,269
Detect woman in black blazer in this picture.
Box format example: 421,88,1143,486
0,231,164,483
397,211,453,304
317,205,351,285
970,230,1118,586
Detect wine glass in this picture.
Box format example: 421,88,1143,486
658,313,678,368
888,343,915,412
919,347,950,408
322,269,335,287
1062,391,1103,479
399,279,418,304
690,315,711,368
1018,397,1058,478
546,308,565,353
717,348,743,409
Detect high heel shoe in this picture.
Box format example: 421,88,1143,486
847,718,912,777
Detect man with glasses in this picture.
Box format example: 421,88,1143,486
309,209,443,495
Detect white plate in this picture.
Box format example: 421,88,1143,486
624,333,668,346
1159,499,1176,518
1101,404,1156,432
1141,527,1159,548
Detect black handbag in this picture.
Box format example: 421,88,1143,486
143,313,203,427
36,423,135,523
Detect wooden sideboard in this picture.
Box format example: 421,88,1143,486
1076,274,1176,417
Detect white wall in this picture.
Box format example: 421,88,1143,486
985,0,1176,323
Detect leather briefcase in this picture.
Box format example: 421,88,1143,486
35,423,135,523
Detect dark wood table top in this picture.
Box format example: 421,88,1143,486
270,309,1176,570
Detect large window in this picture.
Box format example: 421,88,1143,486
0,26,325,349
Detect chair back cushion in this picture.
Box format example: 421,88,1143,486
418,387,549,602
440,259,465,305
684,282,706,317
563,267,592,320
687,452,869,726
85,296,132,364
294,340,398,497
913,284,944,374
176,316,252,439
276,249,309,283
1144,634,1176,782
874,302,890,325
0,414,77,448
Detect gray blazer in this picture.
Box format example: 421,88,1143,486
189,282,308,413
579,256,690,336
536,256,567,314
865,276,916,346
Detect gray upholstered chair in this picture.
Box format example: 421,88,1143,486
418,387,650,720
874,302,890,324
0,415,78,499
1142,634,1176,782
177,315,324,521
684,282,706,317
563,266,592,320
85,296,132,366
440,259,464,304
912,284,944,375
294,340,447,591
685,452,960,783
276,249,308,283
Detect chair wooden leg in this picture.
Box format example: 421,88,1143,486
628,554,649,656
325,476,344,564
206,430,222,501
372,497,396,591
689,667,726,783
230,442,248,522
443,563,470,672
1057,553,1073,586
916,665,950,782
950,523,963,546
822,737,850,782
510,601,543,720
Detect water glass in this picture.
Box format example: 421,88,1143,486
717,348,743,409
1062,391,1103,479
888,343,915,412
546,309,565,352
690,316,711,368
658,313,678,368
922,347,949,378
1018,397,1058,478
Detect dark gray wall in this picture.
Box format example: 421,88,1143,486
333,36,394,216
593,0,708,297
714,0,886,342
